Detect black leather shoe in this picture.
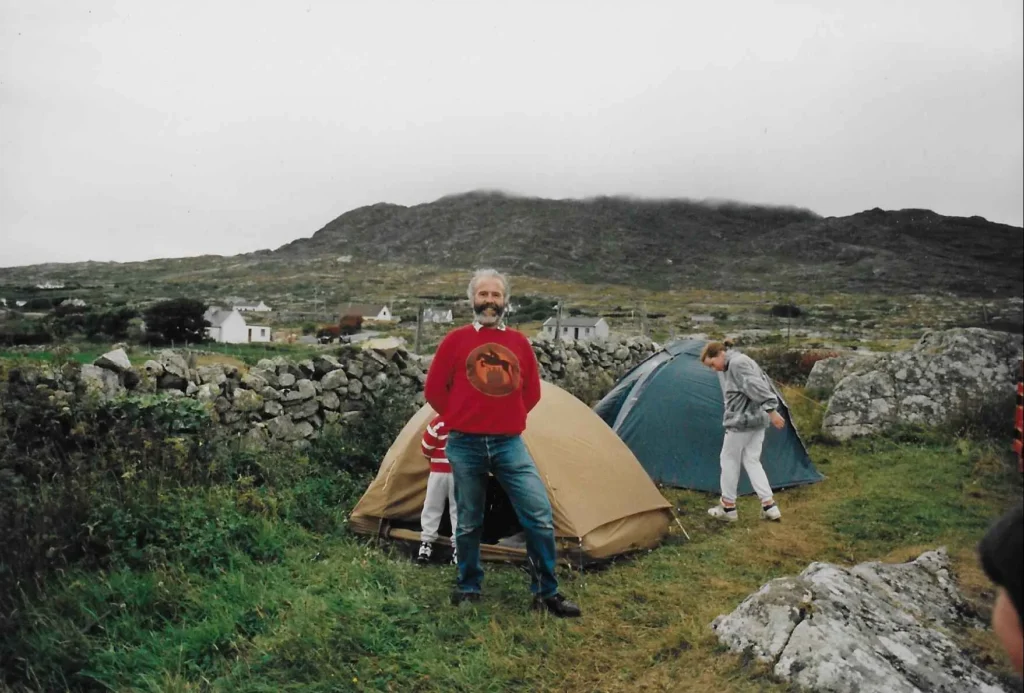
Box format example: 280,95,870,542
532,593,582,618
450,591,482,606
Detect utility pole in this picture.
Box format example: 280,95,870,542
554,299,562,342
414,303,424,354
786,295,792,348
640,301,648,338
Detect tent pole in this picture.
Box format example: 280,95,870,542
670,509,691,541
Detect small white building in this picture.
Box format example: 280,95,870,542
36,281,65,289
422,307,453,324
690,314,715,325
232,300,272,313
343,303,397,323
541,316,610,342
205,307,271,344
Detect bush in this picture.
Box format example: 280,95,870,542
558,369,615,407
0,377,221,601
945,389,1020,443
328,382,419,476
143,298,209,345
744,347,838,386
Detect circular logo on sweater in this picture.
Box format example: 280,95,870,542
466,343,521,396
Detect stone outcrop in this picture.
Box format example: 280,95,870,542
813,328,1023,439
712,549,1011,693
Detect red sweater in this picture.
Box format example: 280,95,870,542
424,323,541,435
420,415,451,473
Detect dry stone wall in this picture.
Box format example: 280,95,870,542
24,335,660,445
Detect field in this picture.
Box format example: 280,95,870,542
3,384,1021,693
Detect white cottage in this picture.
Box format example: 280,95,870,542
541,316,610,342
422,307,453,324
205,307,271,344
342,303,397,323
232,300,272,313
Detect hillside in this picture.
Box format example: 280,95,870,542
2,193,1022,306
269,192,1024,296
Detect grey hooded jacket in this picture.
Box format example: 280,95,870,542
718,351,780,431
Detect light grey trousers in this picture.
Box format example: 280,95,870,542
720,428,774,504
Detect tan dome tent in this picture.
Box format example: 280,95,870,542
349,381,674,564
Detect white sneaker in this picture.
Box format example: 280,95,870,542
708,504,738,523
416,541,433,563
761,504,782,521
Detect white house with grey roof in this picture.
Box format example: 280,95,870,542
204,307,271,344
541,316,610,342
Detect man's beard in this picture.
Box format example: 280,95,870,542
474,301,505,324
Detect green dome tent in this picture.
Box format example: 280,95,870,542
594,340,823,493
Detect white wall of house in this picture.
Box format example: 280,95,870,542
206,311,249,343
540,318,610,342
423,308,453,323
247,325,272,343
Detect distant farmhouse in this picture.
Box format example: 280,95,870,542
342,303,397,323
36,281,65,289
541,316,610,342
204,306,271,344
231,300,272,313
422,307,453,324
690,314,715,325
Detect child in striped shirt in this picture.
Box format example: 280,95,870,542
418,415,458,564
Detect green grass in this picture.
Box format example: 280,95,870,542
3,394,1022,692
0,349,106,365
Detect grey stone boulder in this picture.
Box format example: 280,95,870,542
711,548,1010,693
196,365,227,386
232,388,263,413
320,391,341,410
283,379,316,402
320,369,349,390
240,371,268,391
94,348,131,373
284,398,320,420
823,328,1023,440
158,350,189,379
80,364,124,400
313,354,344,376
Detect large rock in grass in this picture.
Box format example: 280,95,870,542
711,548,1011,693
822,328,1023,440
79,364,124,400
93,348,131,373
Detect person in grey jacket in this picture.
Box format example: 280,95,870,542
700,341,785,522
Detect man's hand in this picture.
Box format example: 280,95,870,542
769,411,785,430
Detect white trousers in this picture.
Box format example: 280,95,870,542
720,428,774,504
420,471,458,545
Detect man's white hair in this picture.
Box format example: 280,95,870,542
467,268,510,302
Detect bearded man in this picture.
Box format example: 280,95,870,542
423,268,581,618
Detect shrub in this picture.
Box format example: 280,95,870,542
945,389,1019,443
0,376,221,602
143,298,209,345
744,347,838,386
328,382,419,476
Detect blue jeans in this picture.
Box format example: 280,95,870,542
445,432,559,599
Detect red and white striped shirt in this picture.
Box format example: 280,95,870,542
421,415,451,473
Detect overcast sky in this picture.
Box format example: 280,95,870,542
2,0,1022,268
